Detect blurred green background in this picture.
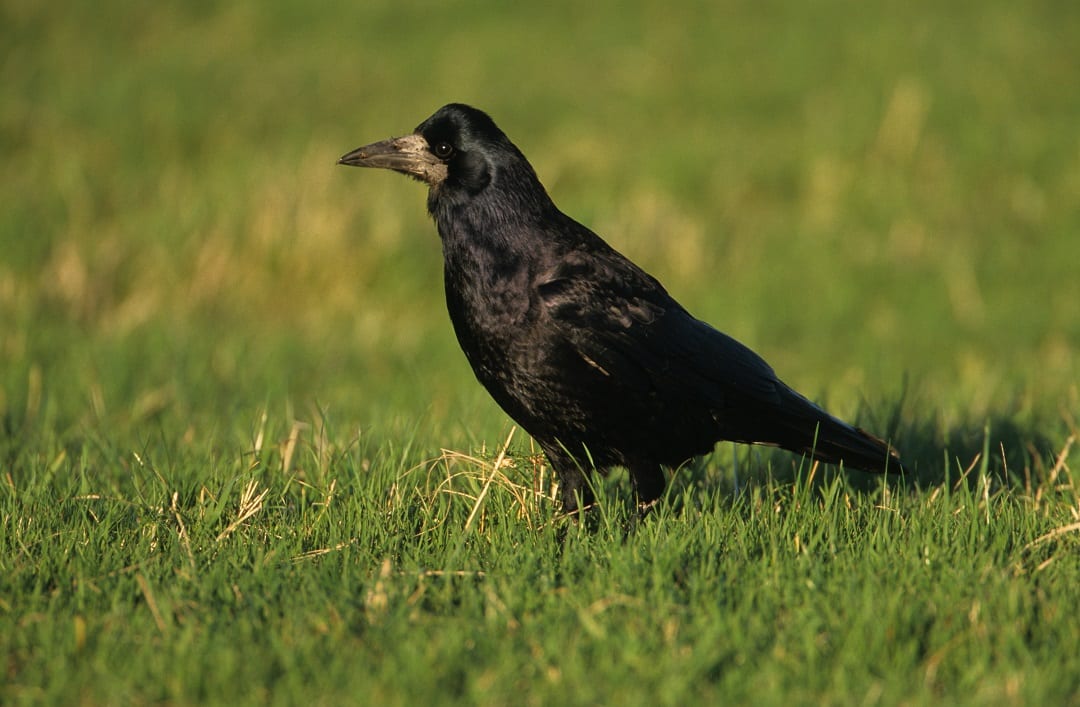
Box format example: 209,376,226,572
4,2,1080,704
3,0,1078,467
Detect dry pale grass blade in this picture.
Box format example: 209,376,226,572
171,490,195,571
1023,521,1080,551
1047,434,1075,488
136,573,169,634
364,558,393,619
292,537,357,562
252,407,268,456
216,479,270,541
417,570,487,578
874,78,930,164
464,426,517,533
953,452,982,492
281,421,307,475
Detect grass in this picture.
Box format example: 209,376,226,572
3,0,1080,704
5,418,1079,705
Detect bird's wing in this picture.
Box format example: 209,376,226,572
536,247,783,406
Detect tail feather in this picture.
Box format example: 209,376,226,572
739,386,904,473
800,415,904,473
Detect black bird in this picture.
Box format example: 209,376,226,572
339,104,903,514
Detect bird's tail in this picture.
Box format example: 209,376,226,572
742,386,904,474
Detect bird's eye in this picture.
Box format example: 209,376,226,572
433,141,455,159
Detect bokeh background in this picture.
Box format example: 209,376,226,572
4,2,1080,704
4,1,1078,456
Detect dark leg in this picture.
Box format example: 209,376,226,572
541,444,594,516
557,472,594,516
629,461,666,513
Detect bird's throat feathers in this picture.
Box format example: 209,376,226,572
427,160,557,250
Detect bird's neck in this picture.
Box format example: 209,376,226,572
432,184,563,337
435,198,541,287
430,174,559,256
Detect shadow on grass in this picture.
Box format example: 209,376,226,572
866,389,1069,490
666,391,1073,502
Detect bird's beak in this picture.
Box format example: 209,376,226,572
338,133,448,186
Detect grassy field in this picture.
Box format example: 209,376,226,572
3,1,1080,704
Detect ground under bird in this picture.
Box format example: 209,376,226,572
339,104,903,514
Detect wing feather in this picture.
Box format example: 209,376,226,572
536,249,782,406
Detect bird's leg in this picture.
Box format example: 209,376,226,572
544,447,595,518
557,472,595,518
628,462,666,516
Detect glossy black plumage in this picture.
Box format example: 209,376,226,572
340,104,903,513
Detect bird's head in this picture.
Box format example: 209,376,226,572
339,104,547,217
